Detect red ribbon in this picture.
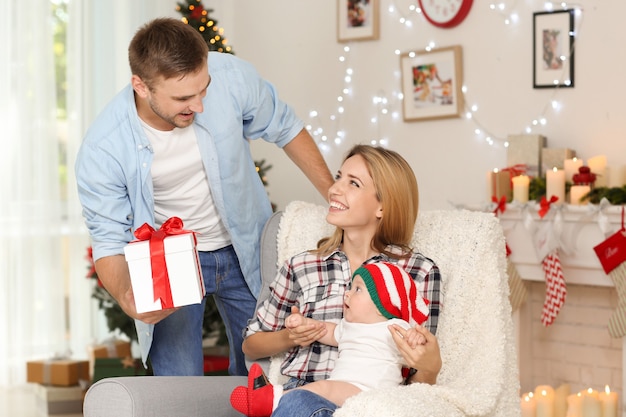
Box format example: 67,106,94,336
492,195,507,215
133,217,194,309
501,164,527,179
538,195,559,219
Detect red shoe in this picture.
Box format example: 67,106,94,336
229,363,274,417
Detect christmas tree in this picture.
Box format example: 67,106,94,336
176,0,234,54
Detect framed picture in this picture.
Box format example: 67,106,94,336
337,0,379,42
400,45,463,122
533,9,575,89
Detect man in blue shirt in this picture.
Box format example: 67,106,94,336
75,17,333,377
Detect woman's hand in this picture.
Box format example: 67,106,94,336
286,306,327,347
389,324,442,385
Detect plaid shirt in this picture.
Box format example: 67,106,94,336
245,245,442,383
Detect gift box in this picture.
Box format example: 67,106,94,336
542,148,575,174
33,383,85,416
506,134,547,178
27,359,90,387
92,357,147,384
87,339,132,378
124,232,205,313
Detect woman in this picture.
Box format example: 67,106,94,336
241,144,442,417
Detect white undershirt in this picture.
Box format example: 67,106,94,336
141,121,230,251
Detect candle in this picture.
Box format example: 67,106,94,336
554,383,570,417
521,393,537,417
566,393,581,417
534,385,555,417
512,175,530,203
599,385,618,417
607,165,626,188
569,185,590,205
564,157,583,183
580,388,601,417
588,155,607,187
546,168,565,204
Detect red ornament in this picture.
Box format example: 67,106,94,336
189,4,205,20
572,166,596,186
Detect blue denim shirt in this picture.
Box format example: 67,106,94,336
76,52,304,362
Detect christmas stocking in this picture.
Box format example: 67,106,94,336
593,225,626,338
541,250,567,326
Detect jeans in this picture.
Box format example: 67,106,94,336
148,245,257,376
273,390,338,417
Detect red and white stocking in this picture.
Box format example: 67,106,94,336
541,249,567,326
607,262,626,338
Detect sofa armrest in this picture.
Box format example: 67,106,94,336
83,376,247,417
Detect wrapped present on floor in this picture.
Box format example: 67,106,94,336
124,217,205,314
32,383,85,416
87,338,132,379
92,357,147,384
507,134,547,178
27,359,90,387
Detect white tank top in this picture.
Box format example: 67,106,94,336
141,120,230,251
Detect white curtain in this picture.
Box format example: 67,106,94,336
0,0,187,387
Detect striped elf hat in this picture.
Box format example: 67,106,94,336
353,262,430,326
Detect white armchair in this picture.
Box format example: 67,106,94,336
84,201,521,417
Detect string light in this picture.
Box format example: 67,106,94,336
307,1,584,152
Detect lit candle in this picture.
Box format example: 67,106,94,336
546,168,565,204
521,393,537,417
599,385,618,417
569,185,590,205
566,392,581,417
554,383,570,417
534,385,555,417
588,155,607,187
564,157,583,183
512,175,530,203
580,388,601,417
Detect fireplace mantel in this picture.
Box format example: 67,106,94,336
497,203,623,287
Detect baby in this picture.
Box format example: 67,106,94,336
231,261,431,416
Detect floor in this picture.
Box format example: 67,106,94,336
0,384,82,417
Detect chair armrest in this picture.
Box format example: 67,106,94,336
83,376,247,417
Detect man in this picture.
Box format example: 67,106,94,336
75,17,333,377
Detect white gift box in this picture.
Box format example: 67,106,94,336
124,233,205,313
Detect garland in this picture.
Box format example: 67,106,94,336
528,177,626,205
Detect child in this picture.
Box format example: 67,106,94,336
230,261,430,416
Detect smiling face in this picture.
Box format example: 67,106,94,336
343,275,386,324
132,61,211,131
326,154,383,236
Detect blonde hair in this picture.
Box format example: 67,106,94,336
315,145,419,258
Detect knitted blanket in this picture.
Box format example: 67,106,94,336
271,201,521,417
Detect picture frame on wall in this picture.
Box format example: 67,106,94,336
533,9,575,89
400,45,463,122
337,0,379,42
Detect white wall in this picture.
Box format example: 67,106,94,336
215,0,626,211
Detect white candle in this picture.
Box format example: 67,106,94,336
534,385,555,417
580,388,601,417
554,383,570,417
521,393,537,417
569,185,590,205
588,155,607,187
564,157,583,183
546,168,565,204
607,165,626,188
599,385,618,417
512,175,530,203
566,393,581,417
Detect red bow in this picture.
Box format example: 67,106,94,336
492,195,507,215
538,195,559,219
133,217,194,309
501,164,527,178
